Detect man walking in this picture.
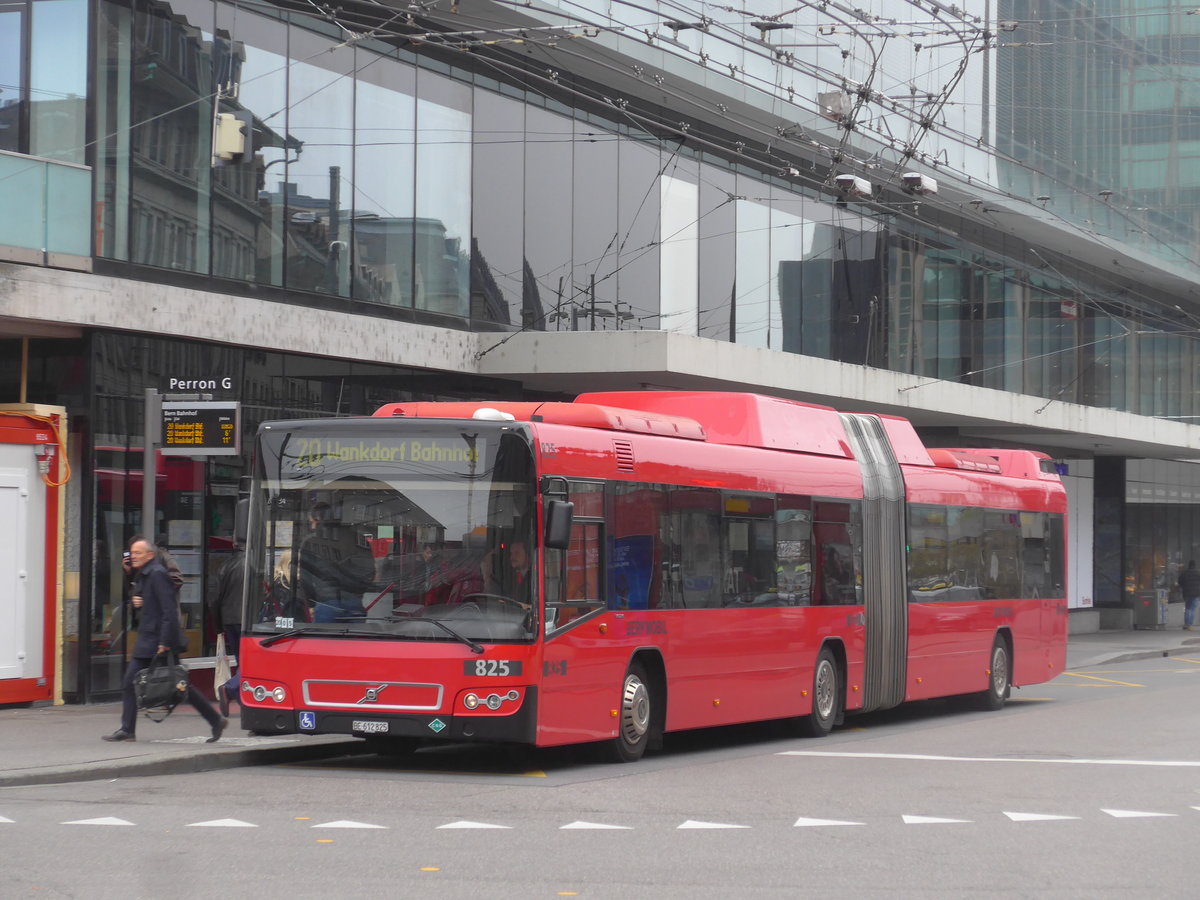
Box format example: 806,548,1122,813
211,543,244,717
1179,559,1200,631
102,538,227,742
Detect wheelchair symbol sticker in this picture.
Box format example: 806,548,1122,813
299,711,316,731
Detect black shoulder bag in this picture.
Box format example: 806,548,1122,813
134,650,189,722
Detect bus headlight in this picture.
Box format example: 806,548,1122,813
243,681,288,704
461,689,521,713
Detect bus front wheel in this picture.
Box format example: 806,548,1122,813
609,662,652,763
799,647,840,737
977,635,1011,711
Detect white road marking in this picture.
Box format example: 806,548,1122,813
677,820,750,829
0,815,13,823
1101,809,1176,818
62,816,134,826
1003,812,1079,822
780,750,1200,768
312,820,388,829
188,819,258,828
901,815,971,824
436,820,511,829
560,821,632,830
793,817,863,827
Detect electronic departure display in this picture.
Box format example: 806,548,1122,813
161,401,240,455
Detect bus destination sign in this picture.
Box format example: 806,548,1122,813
161,401,241,456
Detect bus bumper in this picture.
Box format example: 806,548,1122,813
240,686,538,745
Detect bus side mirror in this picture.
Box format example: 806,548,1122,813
544,500,574,550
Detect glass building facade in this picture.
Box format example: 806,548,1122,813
74,0,1200,418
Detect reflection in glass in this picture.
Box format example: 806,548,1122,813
735,190,770,347
573,115,618,330
248,423,536,642
30,0,87,163
285,33,354,297
354,55,415,306
771,200,806,354
471,88,525,325
119,0,214,273
698,164,735,341
660,167,699,336
214,6,290,286
525,105,573,330
616,137,660,329
0,8,21,154
415,70,471,317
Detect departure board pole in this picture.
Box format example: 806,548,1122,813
142,388,161,540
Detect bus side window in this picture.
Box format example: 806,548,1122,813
547,520,603,634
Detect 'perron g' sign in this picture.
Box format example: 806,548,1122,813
161,401,241,455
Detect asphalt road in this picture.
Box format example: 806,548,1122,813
5,655,1200,899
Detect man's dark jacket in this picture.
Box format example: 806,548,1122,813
1180,565,1200,598
212,549,245,632
132,557,186,658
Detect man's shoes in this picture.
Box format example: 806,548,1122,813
207,717,228,743
102,730,136,742
218,685,230,718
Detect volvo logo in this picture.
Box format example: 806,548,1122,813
357,684,389,704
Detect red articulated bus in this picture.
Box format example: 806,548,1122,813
238,391,1067,761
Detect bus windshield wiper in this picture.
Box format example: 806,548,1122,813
260,625,351,647
390,615,484,654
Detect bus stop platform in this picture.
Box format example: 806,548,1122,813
2,628,1199,789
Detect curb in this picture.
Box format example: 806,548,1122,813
1067,646,1200,670
0,738,372,788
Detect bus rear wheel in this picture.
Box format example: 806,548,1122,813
977,635,1011,710
609,662,652,762
799,647,840,737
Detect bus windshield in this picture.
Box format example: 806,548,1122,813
244,420,537,644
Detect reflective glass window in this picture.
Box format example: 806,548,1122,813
735,180,770,347
30,0,87,162
214,7,289,286
93,0,130,260
771,189,807,354
611,483,667,609
615,136,660,329
0,4,21,155
354,53,416,306
415,69,471,317
524,105,573,330
697,162,735,341
285,29,354,297
659,161,699,336
572,113,618,330
123,0,215,273
471,88,525,326
669,488,721,609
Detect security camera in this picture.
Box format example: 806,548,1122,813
834,174,872,198
901,172,938,195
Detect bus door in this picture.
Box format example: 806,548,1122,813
538,486,614,746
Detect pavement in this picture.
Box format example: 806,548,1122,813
3,628,1200,789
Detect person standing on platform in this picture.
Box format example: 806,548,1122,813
1179,560,1200,630
102,538,227,743
211,543,245,717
